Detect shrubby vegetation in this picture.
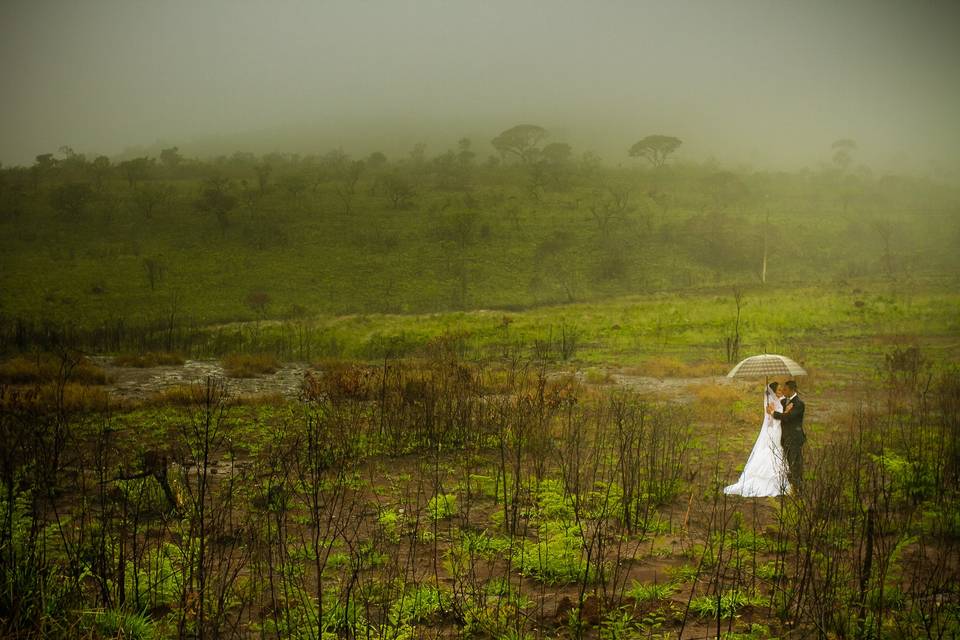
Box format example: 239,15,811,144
0,337,958,638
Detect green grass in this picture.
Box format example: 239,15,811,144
690,589,768,620
183,280,959,369
378,508,402,542
427,493,458,522
389,584,448,626
88,609,158,640
626,580,678,604
4,277,956,379
512,521,597,585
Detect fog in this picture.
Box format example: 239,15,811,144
2,0,959,174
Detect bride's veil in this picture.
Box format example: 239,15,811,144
764,386,778,416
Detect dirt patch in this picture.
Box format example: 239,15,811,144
90,356,308,401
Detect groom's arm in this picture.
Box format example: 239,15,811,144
772,403,794,420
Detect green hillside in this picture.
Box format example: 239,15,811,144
1,144,957,332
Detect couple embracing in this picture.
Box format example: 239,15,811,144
724,380,806,497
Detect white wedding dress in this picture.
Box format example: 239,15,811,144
724,387,791,497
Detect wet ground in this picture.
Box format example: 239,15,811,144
89,356,309,401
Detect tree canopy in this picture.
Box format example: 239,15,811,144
628,135,682,168
491,125,547,164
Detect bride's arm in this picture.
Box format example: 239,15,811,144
773,403,793,420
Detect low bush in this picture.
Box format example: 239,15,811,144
221,353,280,377
0,354,108,385
147,384,206,406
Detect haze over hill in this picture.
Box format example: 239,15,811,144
2,0,959,177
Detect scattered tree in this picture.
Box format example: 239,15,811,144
628,135,682,168
278,173,309,209
246,291,271,321
159,146,183,171
533,142,574,191
456,138,475,167
533,230,582,302
541,142,572,164
31,153,58,190
57,146,89,178
90,155,111,190
49,182,93,217
491,124,547,164
703,171,749,212
118,157,154,187
578,151,602,179
724,286,744,363
239,180,263,215
408,143,427,168
382,173,415,209
143,256,165,290
132,183,174,219
872,218,896,280
434,149,470,191
335,160,364,214
436,210,479,249
253,163,272,193
587,183,634,239
832,138,857,171
194,176,237,237
366,151,388,169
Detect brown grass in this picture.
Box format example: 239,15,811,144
0,382,111,412
221,353,280,378
0,354,109,385
145,385,287,407
112,352,186,367
232,392,288,406
583,367,614,385
479,365,541,395
692,383,743,405
46,383,111,411
620,357,726,379
146,384,205,406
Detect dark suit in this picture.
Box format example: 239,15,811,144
774,394,805,488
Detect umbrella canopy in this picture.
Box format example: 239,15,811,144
726,353,807,378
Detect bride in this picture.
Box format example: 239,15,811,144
724,381,791,497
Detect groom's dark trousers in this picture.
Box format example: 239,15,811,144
775,395,806,488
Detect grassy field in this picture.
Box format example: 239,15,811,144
17,276,947,378
268,278,959,365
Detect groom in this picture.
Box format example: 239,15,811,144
767,380,806,489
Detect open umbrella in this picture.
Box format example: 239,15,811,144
727,353,807,379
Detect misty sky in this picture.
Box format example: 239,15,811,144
2,0,959,172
